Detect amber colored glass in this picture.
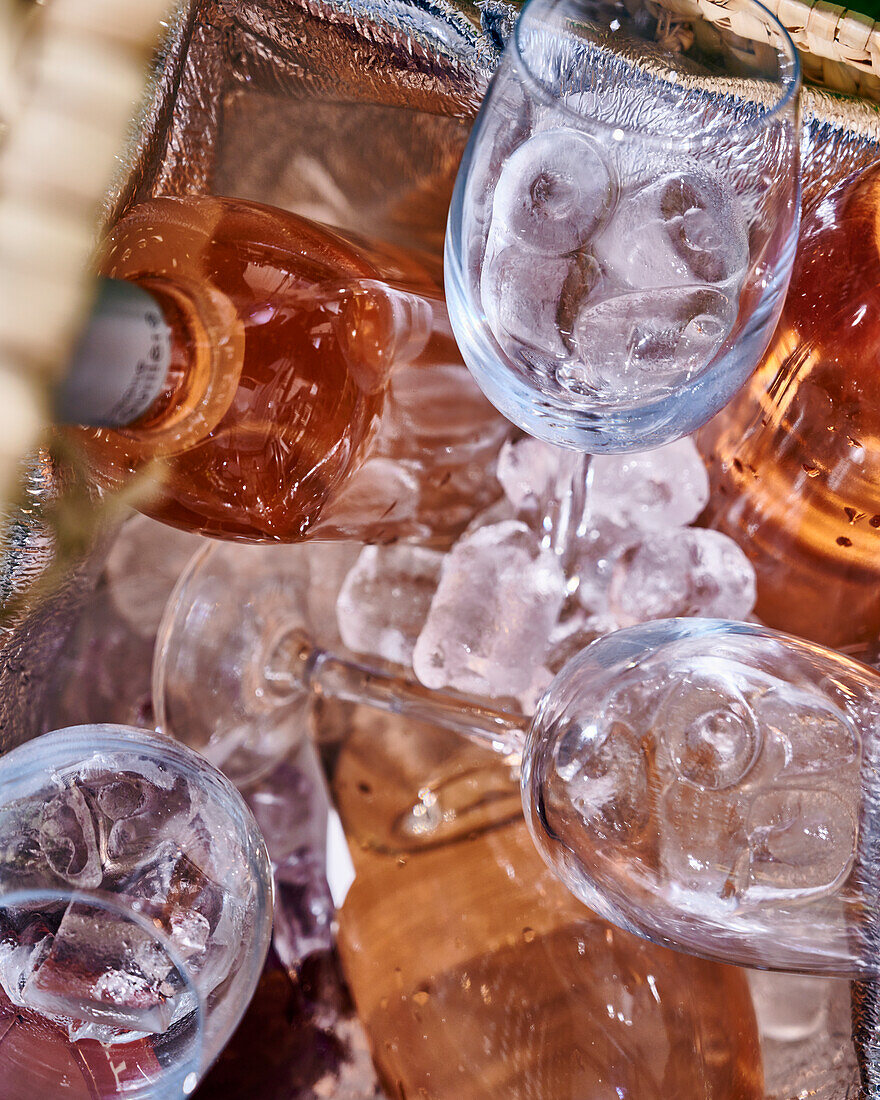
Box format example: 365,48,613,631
70,195,505,544
323,703,764,1100
699,165,880,648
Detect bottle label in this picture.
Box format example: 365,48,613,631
56,279,172,427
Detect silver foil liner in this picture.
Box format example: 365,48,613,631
4,0,880,1092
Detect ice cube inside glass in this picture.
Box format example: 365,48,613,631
0,725,273,1097
445,0,801,450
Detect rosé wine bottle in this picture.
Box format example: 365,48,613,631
699,164,880,649
59,196,508,545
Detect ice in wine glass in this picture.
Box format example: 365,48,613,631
0,725,273,1098
445,0,801,450
524,618,880,976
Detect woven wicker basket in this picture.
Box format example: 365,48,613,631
700,0,880,100
650,0,880,99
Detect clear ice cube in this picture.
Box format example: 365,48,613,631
746,788,856,897
563,719,651,846
495,437,561,510
588,438,710,530
21,902,183,1037
608,527,757,624
753,688,861,779
592,166,748,290
481,240,573,361
659,781,749,899
306,542,364,649
38,784,102,889
336,544,444,666
747,971,832,1042
563,283,736,400
105,515,204,638
489,129,616,254
92,771,192,868
412,520,566,698
571,516,639,615
654,667,762,791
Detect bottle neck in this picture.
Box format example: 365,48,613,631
59,275,245,456
56,278,176,428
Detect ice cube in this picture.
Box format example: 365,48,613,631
593,166,748,290
0,909,57,1010
336,544,444,666
562,283,736,400
38,783,102,889
105,515,204,638
91,772,192,868
746,788,856,897
654,670,761,791
588,438,710,530
112,838,245,1011
660,780,749,898
245,746,336,974
753,688,861,779
495,436,561,510
571,516,640,614
412,521,566,698
116,842,226,948
747,971,832,1042
608,528,757,624
381,360,510,464
273,850,335,972
306,542,364,649
317,458,423,539
481,240,573,362
560,719,651,846
489,129,616,254
20,902,183,1036
246,755,329,865
517,664,554,716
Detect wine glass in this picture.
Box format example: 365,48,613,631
443,0,801,552
154,542,880,977
0,724,274,1099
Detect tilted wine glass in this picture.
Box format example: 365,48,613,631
154,541,880,977
443,0,801,554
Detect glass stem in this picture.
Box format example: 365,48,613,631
541,449,592,574
264,630,528,760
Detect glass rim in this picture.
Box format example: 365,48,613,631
511,0,801,147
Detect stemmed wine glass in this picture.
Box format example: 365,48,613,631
153,540,880,978
443,0,801,552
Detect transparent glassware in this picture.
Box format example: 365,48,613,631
0,724,274,1098
444,0,801,453
154,543,880,978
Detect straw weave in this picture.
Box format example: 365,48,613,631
0,0,176,504
661,0,880,100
